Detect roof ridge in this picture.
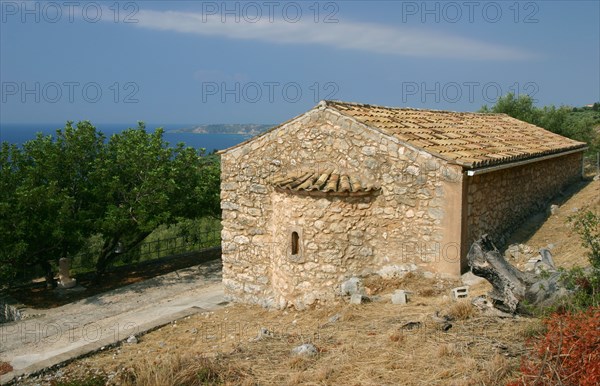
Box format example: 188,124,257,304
322,100,508,116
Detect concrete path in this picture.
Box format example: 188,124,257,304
0,259,226,384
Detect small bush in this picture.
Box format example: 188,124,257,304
508,307,600,386
569,210,600,269
560,210,600,309
446,301,476,320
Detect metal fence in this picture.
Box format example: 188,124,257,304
114,229,221,265
11,228,222,286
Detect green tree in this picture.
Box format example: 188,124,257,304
0,121,222,286
479,93,542,124
480,93,600,153
0,122,106,287
91,123,221,276
0,142,27,282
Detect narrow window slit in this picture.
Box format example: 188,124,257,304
291,231,299,255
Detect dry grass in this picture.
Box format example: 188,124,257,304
48,295,535,386
363,271,461,298
21,171,599,386
120,354,249,386
446,300,477,320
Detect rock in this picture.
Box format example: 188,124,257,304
328,313,341,323
291,343,318,357
391,290,407,305
471,295,513,318
253,327,274,341
340,277,364,296
505,244,520,260
377,264,416,279
471,295,491,311
549,204,560,216
534,262,555,275
350,294,367,304
524,257,540,272
126,335,138,344
539,248,556,269
525,272,570,308
461,271,486,286
505,243,536,262
401,321,421,330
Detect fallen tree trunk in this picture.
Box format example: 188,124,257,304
467,235,569,314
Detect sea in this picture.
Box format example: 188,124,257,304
0,123,252,152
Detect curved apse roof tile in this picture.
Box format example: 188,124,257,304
270,168,380,197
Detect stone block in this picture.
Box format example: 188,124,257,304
250,184,267,194
391,290,407,305
349,294,367,304
406,165,420,176
361,146,377,156
451,286,469,300
221,201,240,211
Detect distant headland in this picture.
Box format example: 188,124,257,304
167,124,274,136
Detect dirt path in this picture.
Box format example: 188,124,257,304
0,260,225,384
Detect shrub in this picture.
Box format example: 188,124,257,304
570,210,600,269
508,307,600,386
561,210,600,309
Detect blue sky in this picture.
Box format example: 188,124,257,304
1,0,598,125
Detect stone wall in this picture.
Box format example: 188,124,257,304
220,106,463,309
466,152,583,248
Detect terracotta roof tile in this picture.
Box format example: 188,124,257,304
326,100,586,168
270,168,380,196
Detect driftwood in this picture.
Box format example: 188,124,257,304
467,235,569,314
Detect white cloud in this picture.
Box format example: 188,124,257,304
131,8,535,61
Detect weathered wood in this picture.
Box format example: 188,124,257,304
467,235,568,314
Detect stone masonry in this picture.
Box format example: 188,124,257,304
219,101,586,309
222,105,463,309
466,152,583,248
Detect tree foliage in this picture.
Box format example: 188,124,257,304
480,93,600,153
0,122,221,286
